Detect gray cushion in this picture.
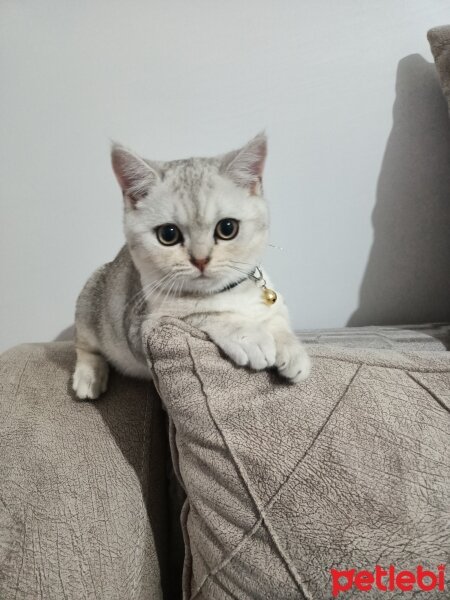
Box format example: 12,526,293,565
0,342,167,600
429,25,450,112
299,322,450,351
146,318,450,599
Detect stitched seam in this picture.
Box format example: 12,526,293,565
228,365,363,600
207,570,244,600
139,387,151,481
260,364,362,513
180,499,194,599
407,372,450,414
193,515,265,599
189,352,361,599
185,340,309,600
310,352,450,373
185,340,274,597
5,355,31,423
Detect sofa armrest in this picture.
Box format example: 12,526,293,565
0,342,167,600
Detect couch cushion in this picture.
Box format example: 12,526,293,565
0,342,168,600
299,322,450,351
428,25,450,113
146,318,450,600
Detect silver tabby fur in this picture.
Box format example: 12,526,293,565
73,133,310,399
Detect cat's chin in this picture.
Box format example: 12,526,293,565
183,280,225,295
182,273,246,296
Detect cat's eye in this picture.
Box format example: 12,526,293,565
156,223,182,246
215,218,239,241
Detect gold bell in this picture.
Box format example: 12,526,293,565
262,287,277,305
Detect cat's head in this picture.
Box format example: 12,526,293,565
112,133,269,295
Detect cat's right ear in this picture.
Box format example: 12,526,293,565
111,144,159,207
220,132,267,196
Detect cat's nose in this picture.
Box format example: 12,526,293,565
190,256,210,273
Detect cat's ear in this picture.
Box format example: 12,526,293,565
111,144,159,206
220,132,267,195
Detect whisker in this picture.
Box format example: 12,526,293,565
176,279,186,299
133,285,166,312
132,273,175,312
158,275,179,312
126,282,153,310
144,274,176,303
126,272,172,310
228,265,250,276
229,260,255,267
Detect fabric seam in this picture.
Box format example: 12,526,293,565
407,371,450,414
185,339,328,600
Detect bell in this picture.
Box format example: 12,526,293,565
262,287,277,305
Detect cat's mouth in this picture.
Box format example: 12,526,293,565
192,271,212,280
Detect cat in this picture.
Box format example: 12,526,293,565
72,133,311,399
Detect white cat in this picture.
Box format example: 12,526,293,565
73,133,311,399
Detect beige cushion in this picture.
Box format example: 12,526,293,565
0,342,167,600
428,25,450,110
146,318,450,599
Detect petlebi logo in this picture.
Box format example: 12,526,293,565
330,564,446,596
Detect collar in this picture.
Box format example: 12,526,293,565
181,267,261,297
215,266,263,294
215,274,250,294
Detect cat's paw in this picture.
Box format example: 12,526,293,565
276,339,311,383
72,354,109,400
217,327,277,371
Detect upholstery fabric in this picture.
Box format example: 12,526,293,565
428,25,450,113
0,342,167,600
299,322,450,351
146,318,450,600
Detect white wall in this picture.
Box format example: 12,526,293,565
2,1,450,352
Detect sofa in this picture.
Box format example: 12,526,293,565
1,27,450,600
1,321,449,599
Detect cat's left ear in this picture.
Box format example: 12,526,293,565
220,132,267,196
111,143,160,207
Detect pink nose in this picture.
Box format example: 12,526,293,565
190,257,210,273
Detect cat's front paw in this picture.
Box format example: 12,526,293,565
216,327,276,371
276,339,311,383
72,353,109,400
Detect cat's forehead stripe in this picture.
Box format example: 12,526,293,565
167,160,216,219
